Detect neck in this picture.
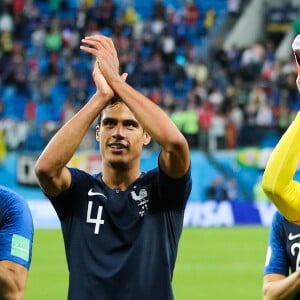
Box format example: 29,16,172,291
102,166,141,191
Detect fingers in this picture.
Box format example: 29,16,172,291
80,36,105,59
80,44,99,57
120,73,128,82
81,37,103,49
83,35,114,48
81,34,121,87
80,35,114,53
80,35,118,69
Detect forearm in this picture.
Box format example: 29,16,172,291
110,78,190,176
0,265,26,300
109,78,187,147
264,271,300,300
262,112,300,221
35,93,107,196
36,94,104,171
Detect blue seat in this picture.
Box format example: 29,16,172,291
36,103,53,126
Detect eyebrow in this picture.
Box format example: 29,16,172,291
102,117,139,126
101,117,115,123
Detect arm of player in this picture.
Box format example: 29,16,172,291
35,62,117,197
0,261,28,300
262,112,300,222
80,35,190,179
263,272,300,300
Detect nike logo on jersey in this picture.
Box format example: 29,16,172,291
288,232,300,240
88,189,107,199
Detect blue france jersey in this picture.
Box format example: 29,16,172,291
49,164,192,300
264,211,300,299
0,185,34,269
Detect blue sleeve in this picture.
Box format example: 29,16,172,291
264,211,289,276
150,162,192,211
0,186,34,269
48,168,92,220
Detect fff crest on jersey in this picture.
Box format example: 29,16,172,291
130,188,149,217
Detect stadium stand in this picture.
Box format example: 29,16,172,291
0,0,299,167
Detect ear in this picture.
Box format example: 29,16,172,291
96,125,100,141
143,132,151,145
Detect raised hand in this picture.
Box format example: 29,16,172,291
92,59,114,101
80,35,120,83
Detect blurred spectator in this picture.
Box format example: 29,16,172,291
0,0,299,156
60,99,77,124
148,86,163,105
226,118,237,149
183,0,200,35
160,26,176,72
209,109,226,152
7,43,28,94
206,176,228,201
197,100,213,151
49,0,62,15
226,179,239,201
40,120,59,147
181,100,199,148
208,86,224,111
0,7,13,33
240,43,265,81
185,59,208,84
31,23,46,57
122,5,140,27
3,120,28,151
227,44,242,76
0,31,13,56
203,6,216,35
153,0,166,21
277,102,292,135
245,83,268,125
87,0,117,30
68,77,89,107
44,22,62,53
255,101,273,127
227,102,243,142
25,100,36,127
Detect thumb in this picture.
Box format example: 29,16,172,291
120,73,128,82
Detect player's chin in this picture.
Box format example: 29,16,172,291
109,158,128,169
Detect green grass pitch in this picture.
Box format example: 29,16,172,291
24,226,269,300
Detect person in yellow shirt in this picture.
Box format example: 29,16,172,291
262,34,300,223
260,36,300,300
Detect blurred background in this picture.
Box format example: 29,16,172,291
1,0,300,227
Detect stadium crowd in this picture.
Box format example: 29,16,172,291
0,0,300,154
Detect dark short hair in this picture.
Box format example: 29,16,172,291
97,97,123,126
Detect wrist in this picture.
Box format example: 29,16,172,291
94,90,113,102
108,75,124,90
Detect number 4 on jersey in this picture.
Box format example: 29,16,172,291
86,201,105,234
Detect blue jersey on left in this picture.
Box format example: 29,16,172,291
264,210,300,299
0,185,34,269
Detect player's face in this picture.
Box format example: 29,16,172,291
96,102,150,169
